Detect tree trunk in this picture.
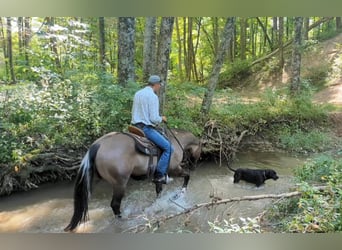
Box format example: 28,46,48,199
256,17,273,51
193,17,202,82
6,17,16,84
24,17,31,66
251,21,256,57
303,17,310,40
0,18,9,78
212,17,219,56
17,17,24,55
117,17,135,86
143,17,157,82
290,17,303,95
46,17,62,74
182,17,190,81
201,17,236,120
240,17,247,60
98,17,106,73
278,17,284,72
156,17,174,113
272,17,278,43
336,17,342,31
175,17,184,81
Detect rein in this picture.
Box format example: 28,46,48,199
164,123,196,168
164,123,184,152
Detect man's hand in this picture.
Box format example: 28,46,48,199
162,116,167,123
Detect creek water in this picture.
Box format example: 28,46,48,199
0,151,306,233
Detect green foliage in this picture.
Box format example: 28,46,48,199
294,155,342,183
208,217,262,233
219,59,252,88
267,155,342,232
165,82,206,136
211,86,330,136
0,80,139,165
278,127,333,153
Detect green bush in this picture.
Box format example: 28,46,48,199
0,80,140,165
211,86,330,137
218,59,252,88
208,217,262,233
278,127,333,153
267,155,341,232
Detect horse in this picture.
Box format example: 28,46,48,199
64,128,201,232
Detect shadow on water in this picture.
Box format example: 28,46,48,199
0,151,306,233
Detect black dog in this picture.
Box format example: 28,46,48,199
227,165,279,187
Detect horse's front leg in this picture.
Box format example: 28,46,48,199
181,172,190,192
155,182,163,198
172,167,190,192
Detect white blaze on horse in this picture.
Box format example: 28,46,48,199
64,128,201,232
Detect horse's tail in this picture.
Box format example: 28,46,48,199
64,143,100,232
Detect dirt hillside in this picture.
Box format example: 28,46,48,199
311,33,342,137
312,33,342,105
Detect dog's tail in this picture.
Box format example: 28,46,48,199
226,163,236,172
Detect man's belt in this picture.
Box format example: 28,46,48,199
133,122,145,130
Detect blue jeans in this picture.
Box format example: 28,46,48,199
143,126,173,177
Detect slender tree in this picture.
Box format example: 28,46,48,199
17,17,24,54
336,17,342,31
240,17,247,60
142,17,157,82
98,17,106,73
46,17,62,74
117,17,135,86
0,18,8,78
6,17,16,83
290,17,304,95
278,17,284,73
201,17,236,119
23,17,31,66
303,17,310,40
156,17,174,113
175,17,184,81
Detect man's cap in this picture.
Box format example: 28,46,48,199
148,75,162,85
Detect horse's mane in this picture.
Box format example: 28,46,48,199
167,128,199,145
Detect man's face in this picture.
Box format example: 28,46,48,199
152,82,162,93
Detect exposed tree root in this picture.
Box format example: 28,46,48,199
0,148,82,196
201,119,249,165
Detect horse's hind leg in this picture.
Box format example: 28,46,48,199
110,186,125,218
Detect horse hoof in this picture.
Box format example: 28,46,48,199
115,214,122,219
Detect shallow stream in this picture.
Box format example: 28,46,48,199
0,151,306,233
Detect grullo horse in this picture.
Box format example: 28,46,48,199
64,128,201,232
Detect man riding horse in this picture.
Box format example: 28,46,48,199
131,75,173,185
64,75,201,232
